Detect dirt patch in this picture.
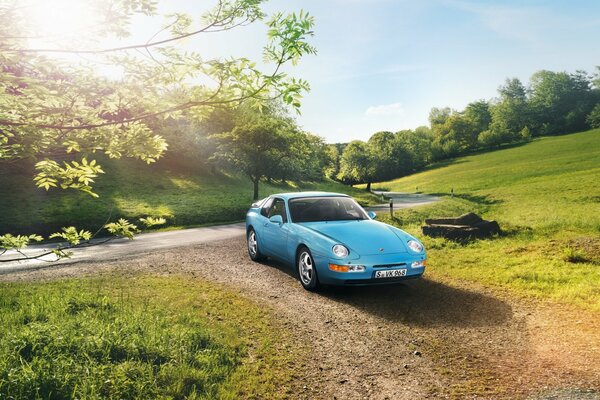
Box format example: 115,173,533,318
2,238,599,399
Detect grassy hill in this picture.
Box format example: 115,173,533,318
369,129,600,309
0,159,379,236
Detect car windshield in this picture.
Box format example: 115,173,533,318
289,196,368,222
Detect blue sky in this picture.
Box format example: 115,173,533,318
27,0,600,143
252,0,600,142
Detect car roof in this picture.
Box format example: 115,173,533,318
270,191,350,200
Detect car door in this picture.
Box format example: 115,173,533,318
255,197,274,255
262,197,289,260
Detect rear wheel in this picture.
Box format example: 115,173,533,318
247,228,264,261
297,246,320,291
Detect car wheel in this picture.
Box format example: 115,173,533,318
247,228,264,261
297,246,320,291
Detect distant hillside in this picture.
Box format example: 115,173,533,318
373,129,600,233
370,129,600,309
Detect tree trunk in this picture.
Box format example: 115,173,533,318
366,181,372,192
253,178,259,200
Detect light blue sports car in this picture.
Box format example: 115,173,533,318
245,192,426,291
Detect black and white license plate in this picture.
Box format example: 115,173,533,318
374,269,407,279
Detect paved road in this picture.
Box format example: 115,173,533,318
0,193,438,274
367,191,439,212
0,223,246,274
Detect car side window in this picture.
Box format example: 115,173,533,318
267,198,288,223
260,198,274,217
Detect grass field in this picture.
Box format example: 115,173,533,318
0,159,379,236
0,275,298,399
371,129,600,309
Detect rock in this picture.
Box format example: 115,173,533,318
413,351,422,357
422,213,500,241
425,212,483,226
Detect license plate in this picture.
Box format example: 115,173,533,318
374,269,407,278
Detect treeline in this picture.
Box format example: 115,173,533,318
150,67,600,196
331,67,600,189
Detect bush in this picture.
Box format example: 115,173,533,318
478,129,509,147
519,126,532,141
586,103,600,129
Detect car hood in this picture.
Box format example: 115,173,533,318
299,220,408,256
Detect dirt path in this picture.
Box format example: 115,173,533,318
2,238,599,399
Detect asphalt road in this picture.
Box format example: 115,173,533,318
0,192,437,274
0,223,246,274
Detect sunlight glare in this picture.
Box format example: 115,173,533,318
23,0,99,47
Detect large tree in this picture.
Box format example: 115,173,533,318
0,0,316,195
0,0,316,260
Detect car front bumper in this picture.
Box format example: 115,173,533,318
313,252,426,286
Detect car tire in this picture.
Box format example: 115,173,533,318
247,228,265,261
297,246,320,291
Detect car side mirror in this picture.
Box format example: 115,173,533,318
367,211,376,220
269,215,283,225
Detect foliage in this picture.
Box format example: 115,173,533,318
49,227,92,246
0,0,316,260
0,0,316,195
210,106,327,199
370,128,600,309
337,140,376,189
0,234,43,252
0,276,299,398
104,218,141,239
586,103,600,128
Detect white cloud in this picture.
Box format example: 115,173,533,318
365,102,405,117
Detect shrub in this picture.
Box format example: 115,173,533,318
586,103,600,129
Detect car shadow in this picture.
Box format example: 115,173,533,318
320,278,513,328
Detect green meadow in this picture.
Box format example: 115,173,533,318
0,276,299,399
371,129,600,309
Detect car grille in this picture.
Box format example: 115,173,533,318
372,263,407,269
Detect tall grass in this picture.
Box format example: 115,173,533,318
0,276,296,399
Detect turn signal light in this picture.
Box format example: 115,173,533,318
329,264,349,272
329,264,366,273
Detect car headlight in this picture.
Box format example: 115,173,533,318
332,244,349,258
407,240,423,253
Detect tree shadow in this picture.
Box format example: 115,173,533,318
320,278,513,328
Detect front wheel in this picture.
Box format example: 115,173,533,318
247,228,265,261
297,247,320,291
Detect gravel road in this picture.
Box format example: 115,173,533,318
3,237,599,399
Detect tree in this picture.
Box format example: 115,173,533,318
368,131,398,182
337,141,376,191
587,104,600,129
428,107,452,127
212,112,298,199
487,78,531,143
323,144,340,179
529,70,595,134
397,127,433,169
0,0,316,261
498,78,527,102
464,100,492,138
0,0,316,196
